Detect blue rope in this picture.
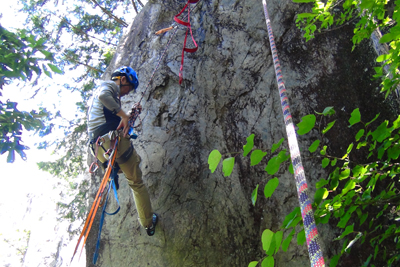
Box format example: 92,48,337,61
93,167,120,264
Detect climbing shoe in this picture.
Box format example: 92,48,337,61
146,213,158,236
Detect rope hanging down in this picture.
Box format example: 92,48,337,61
261,1,325,266
71,136,120,263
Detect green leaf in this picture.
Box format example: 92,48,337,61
297,114,316,135
365,113,379,127
274,231,283,254
251,184,259,206
308,140,320,153
43,68,52,78
342,180,356,195
331,158,337,166
355,129,365,141
335,224,354,240
265,150,289,175
40,50,53,60
297,13,317,19
261,256,274,267
376,53,392,62
316,106,335,116
266,236,276,256
349,108,361,127
374,243,379,260
243,134,255,157
379,33,394,44
339,169,350,180
342,143,354,159
320,145,327,156
388,145,400,160
320,212,331,224
264,178,279,198
287,216,302,229
357,141,368,149
283,207,300,228
282,229,295,252
362,255,373,267
222,157,235,177
251,150,267,166
322,120,336,134
288,163,294,174
248,262,258,267
352,165,367,177
371,121,390,142
262,229,275,252
48,63,63,74
391,115,400,129
293,0,315,3
314,187,329,206
208,150,222,173
330,255,340,267
271,138,284,153
6,150,15,163
322,158,330,168
297,229,306,245
316,178,328,188
360,213,368,226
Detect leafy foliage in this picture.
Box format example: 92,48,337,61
0,101,50,162
208,107,400,266
1,0,143,221
292,0,400,97
0,25,61,162
2,229,31,263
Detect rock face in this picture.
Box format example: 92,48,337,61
85,0,398,266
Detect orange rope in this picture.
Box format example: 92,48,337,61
71,138,119,262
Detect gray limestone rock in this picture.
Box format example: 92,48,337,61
85,0,399,266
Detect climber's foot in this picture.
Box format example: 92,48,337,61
146,213,158,236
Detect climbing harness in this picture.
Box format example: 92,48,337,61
261,1,325,266
71,134,120,263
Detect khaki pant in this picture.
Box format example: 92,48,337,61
95,134,153,227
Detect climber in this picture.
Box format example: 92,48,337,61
87,66,158,236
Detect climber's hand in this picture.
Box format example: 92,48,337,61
117,110,130,137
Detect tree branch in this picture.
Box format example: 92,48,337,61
52,14,117,46
89,0,128,27
131,0,138,14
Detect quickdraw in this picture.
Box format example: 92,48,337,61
261,1,325,266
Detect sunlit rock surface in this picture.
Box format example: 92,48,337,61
86,0,399,266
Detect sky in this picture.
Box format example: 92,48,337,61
0,2,86,266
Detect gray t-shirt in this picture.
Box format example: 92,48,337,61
87,81,122,135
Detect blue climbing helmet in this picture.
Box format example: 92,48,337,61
111,66,139,90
